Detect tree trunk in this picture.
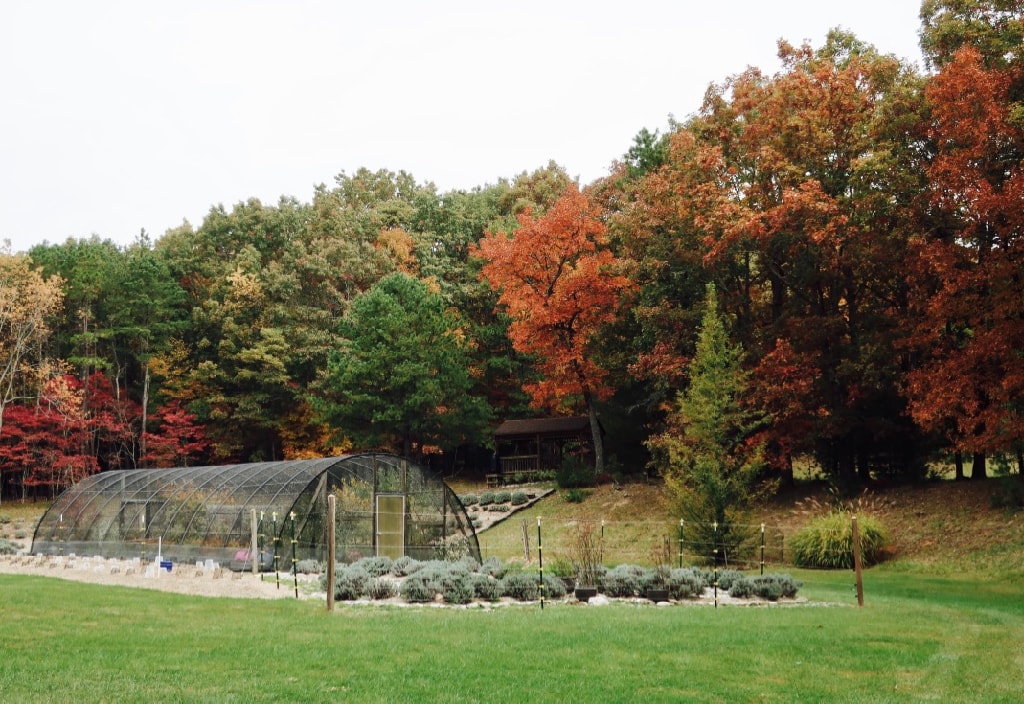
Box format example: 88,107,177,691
953,451,965,481
140,362,150,463
971,452,987,480
780,451,795,488
836,449,857,491
856,451,871,483
583,387,604,475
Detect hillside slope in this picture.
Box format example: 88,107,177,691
471,478,1024,574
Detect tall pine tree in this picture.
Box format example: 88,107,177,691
649,284,768,563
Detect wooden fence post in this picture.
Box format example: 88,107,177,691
250,509,258,576
852,515,864,607
327,494,336,612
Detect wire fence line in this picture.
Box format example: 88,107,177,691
477,517,794,571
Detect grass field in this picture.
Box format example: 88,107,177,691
4,479,1024,702
2,566,1023,703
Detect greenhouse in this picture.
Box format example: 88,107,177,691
31,453,479,567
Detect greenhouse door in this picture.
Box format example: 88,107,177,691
376,495,405,559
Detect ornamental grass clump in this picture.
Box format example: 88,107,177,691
460,494,479,506
511,490,529,506
790,511,889,568
493,490,512,504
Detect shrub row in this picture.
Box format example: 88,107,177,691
316,554,802,603
727,574,802,601
320,559,566,603
600,565,708,599
461,490,530,508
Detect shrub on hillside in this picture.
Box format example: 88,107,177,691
790,512,889,569
511,490,529,506
493,490,511,504
556,455,597,489
563,488,590,504
990,477,1024,509
0,538,21,555
460,494,479,506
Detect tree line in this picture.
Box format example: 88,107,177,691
1,1,1021,502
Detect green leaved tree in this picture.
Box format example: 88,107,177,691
649,285,768,564
313,272,491,460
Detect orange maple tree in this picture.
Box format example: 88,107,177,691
905,46,1024,470
473,184,634,473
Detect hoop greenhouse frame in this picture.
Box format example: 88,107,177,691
31,453,479,567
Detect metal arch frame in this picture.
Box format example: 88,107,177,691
31,453,480,565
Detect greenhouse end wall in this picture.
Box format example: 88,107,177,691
31,454,479,567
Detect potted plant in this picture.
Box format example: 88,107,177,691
569,522,603,602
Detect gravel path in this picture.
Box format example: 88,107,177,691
0,553,321,600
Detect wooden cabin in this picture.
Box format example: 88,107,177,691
491,416,601,485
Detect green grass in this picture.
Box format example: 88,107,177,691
2,568,1023,702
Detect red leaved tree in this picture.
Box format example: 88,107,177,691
141,400,210,468
905,46,1024,474
474,184,634,473
84,372,142,470
0,375,98,499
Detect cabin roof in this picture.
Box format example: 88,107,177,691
494,416,593,438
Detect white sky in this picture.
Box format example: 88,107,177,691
1,1,925,253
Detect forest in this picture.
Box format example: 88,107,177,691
0,1,1021,502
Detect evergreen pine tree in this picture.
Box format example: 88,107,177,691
650,284,768,564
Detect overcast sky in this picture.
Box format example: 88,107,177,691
1,1,925,254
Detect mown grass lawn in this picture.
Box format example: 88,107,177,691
2,567,1022,703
